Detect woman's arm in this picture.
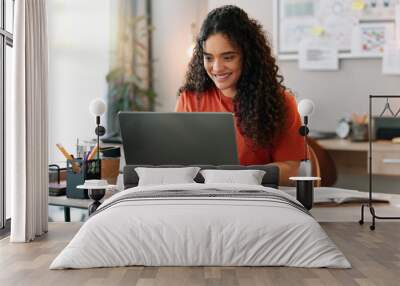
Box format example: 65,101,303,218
270,92,304,186
273,160,300,186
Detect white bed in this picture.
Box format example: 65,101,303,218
50,183,351,269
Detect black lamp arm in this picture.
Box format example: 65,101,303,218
303,116,308,126
298,116,310,161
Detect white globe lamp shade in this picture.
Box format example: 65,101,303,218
298,99,315,117
89,98,107,116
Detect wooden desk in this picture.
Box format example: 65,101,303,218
316,138,400,194
48,189,119,222
48,196,90,222
316,138,400,176
317,138,400,152
317,139,368,152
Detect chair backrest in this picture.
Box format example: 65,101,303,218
308,145,321,187
307,138,338,187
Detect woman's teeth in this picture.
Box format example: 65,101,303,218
214,73,231,80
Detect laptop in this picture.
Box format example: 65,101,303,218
119,112,239,165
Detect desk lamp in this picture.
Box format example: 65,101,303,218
289,99,320,210
89,98,107,161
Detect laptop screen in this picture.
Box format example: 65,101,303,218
119,112,239,165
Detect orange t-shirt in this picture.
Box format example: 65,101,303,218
175,88,305,165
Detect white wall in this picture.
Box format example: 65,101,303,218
279,59,400,131
48,0,111,163
208,0,272,34
152,0,208,111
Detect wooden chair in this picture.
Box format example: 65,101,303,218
308,145,321,187
307,138,338,187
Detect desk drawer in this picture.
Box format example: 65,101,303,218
371,151,400,175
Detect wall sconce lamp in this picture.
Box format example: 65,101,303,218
290,98,320,210
89,98,107,161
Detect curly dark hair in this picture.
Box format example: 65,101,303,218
180,5,287,147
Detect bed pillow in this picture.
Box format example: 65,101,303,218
135,167,201,186
200,169,266,185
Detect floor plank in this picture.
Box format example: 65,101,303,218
1,221,400,286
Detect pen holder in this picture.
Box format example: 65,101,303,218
350,123,368,142
66,159,101,199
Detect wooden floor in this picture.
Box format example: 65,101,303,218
310,195,400,222
1,221,399,286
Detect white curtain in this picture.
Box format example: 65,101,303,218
9,0,48,242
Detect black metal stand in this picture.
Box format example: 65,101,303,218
359,95,400,230
295,180,314,210
88,189,106,215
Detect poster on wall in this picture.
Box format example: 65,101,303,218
277,0,355,54
396,4,400,40
382,44,400,74
315,0,354,51
298,38,339,70
278,0,317,53
351,22,395,56
355,0,398,22
275,0,399,59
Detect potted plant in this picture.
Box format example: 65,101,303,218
106,7,157,137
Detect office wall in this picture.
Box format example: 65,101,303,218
152,0,208,111
48,0,112,163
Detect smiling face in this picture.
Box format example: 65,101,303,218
203,33,242,98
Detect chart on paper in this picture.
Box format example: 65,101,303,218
275,0,399,59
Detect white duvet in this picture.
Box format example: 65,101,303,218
50,183,351,269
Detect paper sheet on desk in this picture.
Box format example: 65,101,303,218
280,186,389,205
396,4,400,40
351,23,395,56
299,38,338,70
382,43,400,75
382,6,400,75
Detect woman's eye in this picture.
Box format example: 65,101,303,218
224,56,234,61
204,56,213,61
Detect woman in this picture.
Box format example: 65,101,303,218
176,5,304,185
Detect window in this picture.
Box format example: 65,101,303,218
0,0,14,231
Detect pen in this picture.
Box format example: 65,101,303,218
87,144,99,161
56,143,81,172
